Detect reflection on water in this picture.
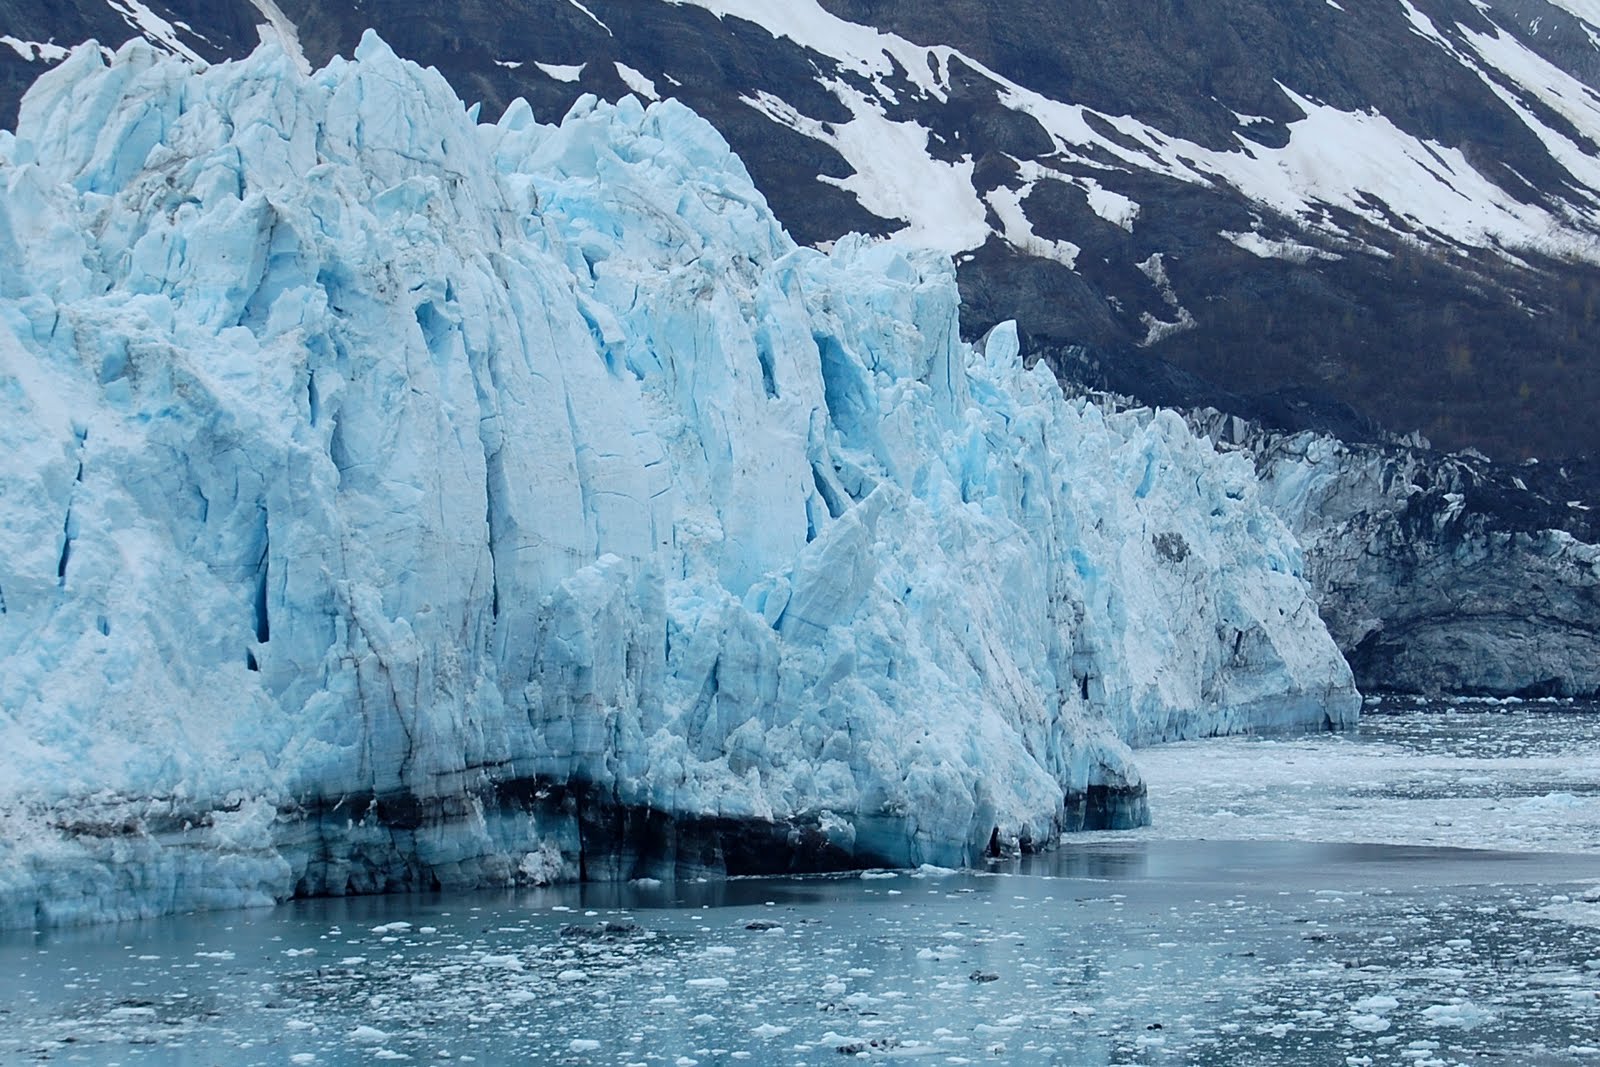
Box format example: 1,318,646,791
1029,841,1151,881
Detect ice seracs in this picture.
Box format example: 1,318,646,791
0,33,1357,927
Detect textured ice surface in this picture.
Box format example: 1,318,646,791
0,35,1356,926
1258,430,1600,696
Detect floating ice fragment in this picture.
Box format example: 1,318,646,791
1420,1001,1495,1028
109,1006,157,1019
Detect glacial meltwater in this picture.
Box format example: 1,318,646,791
7,703,1600,1067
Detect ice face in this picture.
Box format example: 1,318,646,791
0,33,1358,926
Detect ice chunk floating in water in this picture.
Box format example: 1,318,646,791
0,32,1358,927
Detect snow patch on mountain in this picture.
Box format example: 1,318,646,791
742,83,989,253
671,0,954,101
104,0,203,63
1538,0,1600,28
566,0,612,36
1,36,69,62
1399,0,1458,48
536,61,585,82
983,184,1080,267
676,0,1600,265
1460,26,1600,210
614,61,658,100
1020,81,1590,259
1225,230,1341,262
1079,177,1140,232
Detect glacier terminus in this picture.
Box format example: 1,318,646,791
0,33,1358,927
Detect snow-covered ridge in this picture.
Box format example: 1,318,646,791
678,0,1600,263
0,34,1356,926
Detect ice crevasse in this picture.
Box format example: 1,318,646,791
0,32,1359,926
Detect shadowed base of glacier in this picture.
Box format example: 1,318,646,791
1,776,1152,929
285,776,1152,894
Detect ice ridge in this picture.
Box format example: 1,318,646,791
0,33,1358,926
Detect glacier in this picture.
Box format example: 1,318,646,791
0,32,1358,927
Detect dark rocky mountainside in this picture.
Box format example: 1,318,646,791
7,0,1600,694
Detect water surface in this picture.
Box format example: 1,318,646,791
8,706,1600,1066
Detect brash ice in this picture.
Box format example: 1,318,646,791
0,32,1358,926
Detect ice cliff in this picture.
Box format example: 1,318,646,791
0,34,1358,927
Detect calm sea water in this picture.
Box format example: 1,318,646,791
6,706,1600,1066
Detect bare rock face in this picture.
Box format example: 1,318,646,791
1197,412,1600,697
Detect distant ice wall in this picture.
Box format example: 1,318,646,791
1250,426,1600,697
0,34,1357,927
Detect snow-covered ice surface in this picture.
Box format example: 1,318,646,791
0,36,1355,925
